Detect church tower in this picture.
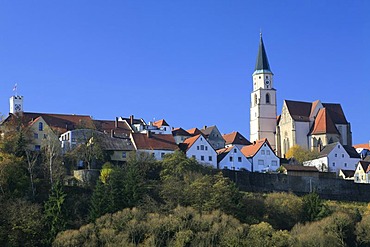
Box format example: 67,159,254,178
250,34,277,150
10,95,24,114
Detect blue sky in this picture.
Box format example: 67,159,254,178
0,1,369,144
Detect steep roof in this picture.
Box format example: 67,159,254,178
4,112,95,134
319,142,360,159
241,138,270,157
322,103,348,124
358,161,370,173
187,128,202,136
216,146,233,163
153,119,170,127
131,133,178,151
179,134,203,152
339,169,355,178
200,125,217,137
223,132,251,146
284,100,312,122
172,127,191,137
310,108,340,135
253,34,272,75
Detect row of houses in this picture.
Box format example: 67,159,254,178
0,110,280,172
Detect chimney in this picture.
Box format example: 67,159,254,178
130,115,134,125
203,125,207,130
147,131,151,138
111,129,115,138
115,117,119,128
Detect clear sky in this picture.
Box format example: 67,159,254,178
0,1,369,144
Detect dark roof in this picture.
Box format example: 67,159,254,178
254,34,272,74
339,169,355,178
283,165,319,172
131,133,178,151
319,142,360,159
285,100,312,122
358,161,370,173
95,132,134,151
322,103,348,124
223,132,251,146
200,125,217,137
172,127,192,137
93,119,132,137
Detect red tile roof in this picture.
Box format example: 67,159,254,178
310,108,339,135
223,132,251,146
6,112,95,134
353,143,370,149
172,127,191,136
131,133,178,151
241,138,270,157
93,119,132,136
180,134,202,151
153,119,170,127
187,128,202,136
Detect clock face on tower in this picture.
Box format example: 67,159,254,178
14,104,21,111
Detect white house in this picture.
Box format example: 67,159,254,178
240,138,280,172
180,134,217,168
217,145,252,171
354,161,370,183
303,142,360,174
172,127,192,144
223,131,251,150
130,132,178,161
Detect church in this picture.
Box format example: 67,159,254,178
249,34,352,158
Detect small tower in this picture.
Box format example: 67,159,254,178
10,95,24,114
250,33,277,150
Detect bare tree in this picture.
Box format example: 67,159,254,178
42,129,64,186
24,149,39,199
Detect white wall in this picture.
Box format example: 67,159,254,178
251,143,280,172
186,136,217,168
218,146,252,171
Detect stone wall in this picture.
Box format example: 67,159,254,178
221,170,370,202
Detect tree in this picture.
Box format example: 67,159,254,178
264,192,304,230
285,145,319,164
302,192,330,222
44,181,67,244
42,129,64,186
24,149,40,199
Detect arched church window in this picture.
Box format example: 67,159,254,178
266,93,270,104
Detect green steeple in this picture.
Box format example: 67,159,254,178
253,33,273,75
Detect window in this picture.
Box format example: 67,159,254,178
266,93,270,104
332,162,335,167
254,94,258,105
38,122,43,131
209,156,212,161
229,156,233,162
342,154,344,158
344,163,347,167
197,146,199,150
335,154,337,157
272,160,278,166
34,133,38,139
201,156,204,161
238,157,242,162
266,150,270,155
261,150,265,155
205,146,208,151
43,134,47,139
122,152,126,158
224,166,228,169
201,145,204,150
35,145,41,151
234,149,237,153
161,153,165,158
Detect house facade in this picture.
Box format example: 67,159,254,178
303,142,360,174
200,125,225,150
217,145,252,171
180,134,217,168
354,161,370,183
241,138,280,172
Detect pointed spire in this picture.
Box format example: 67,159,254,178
253,33,272,75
